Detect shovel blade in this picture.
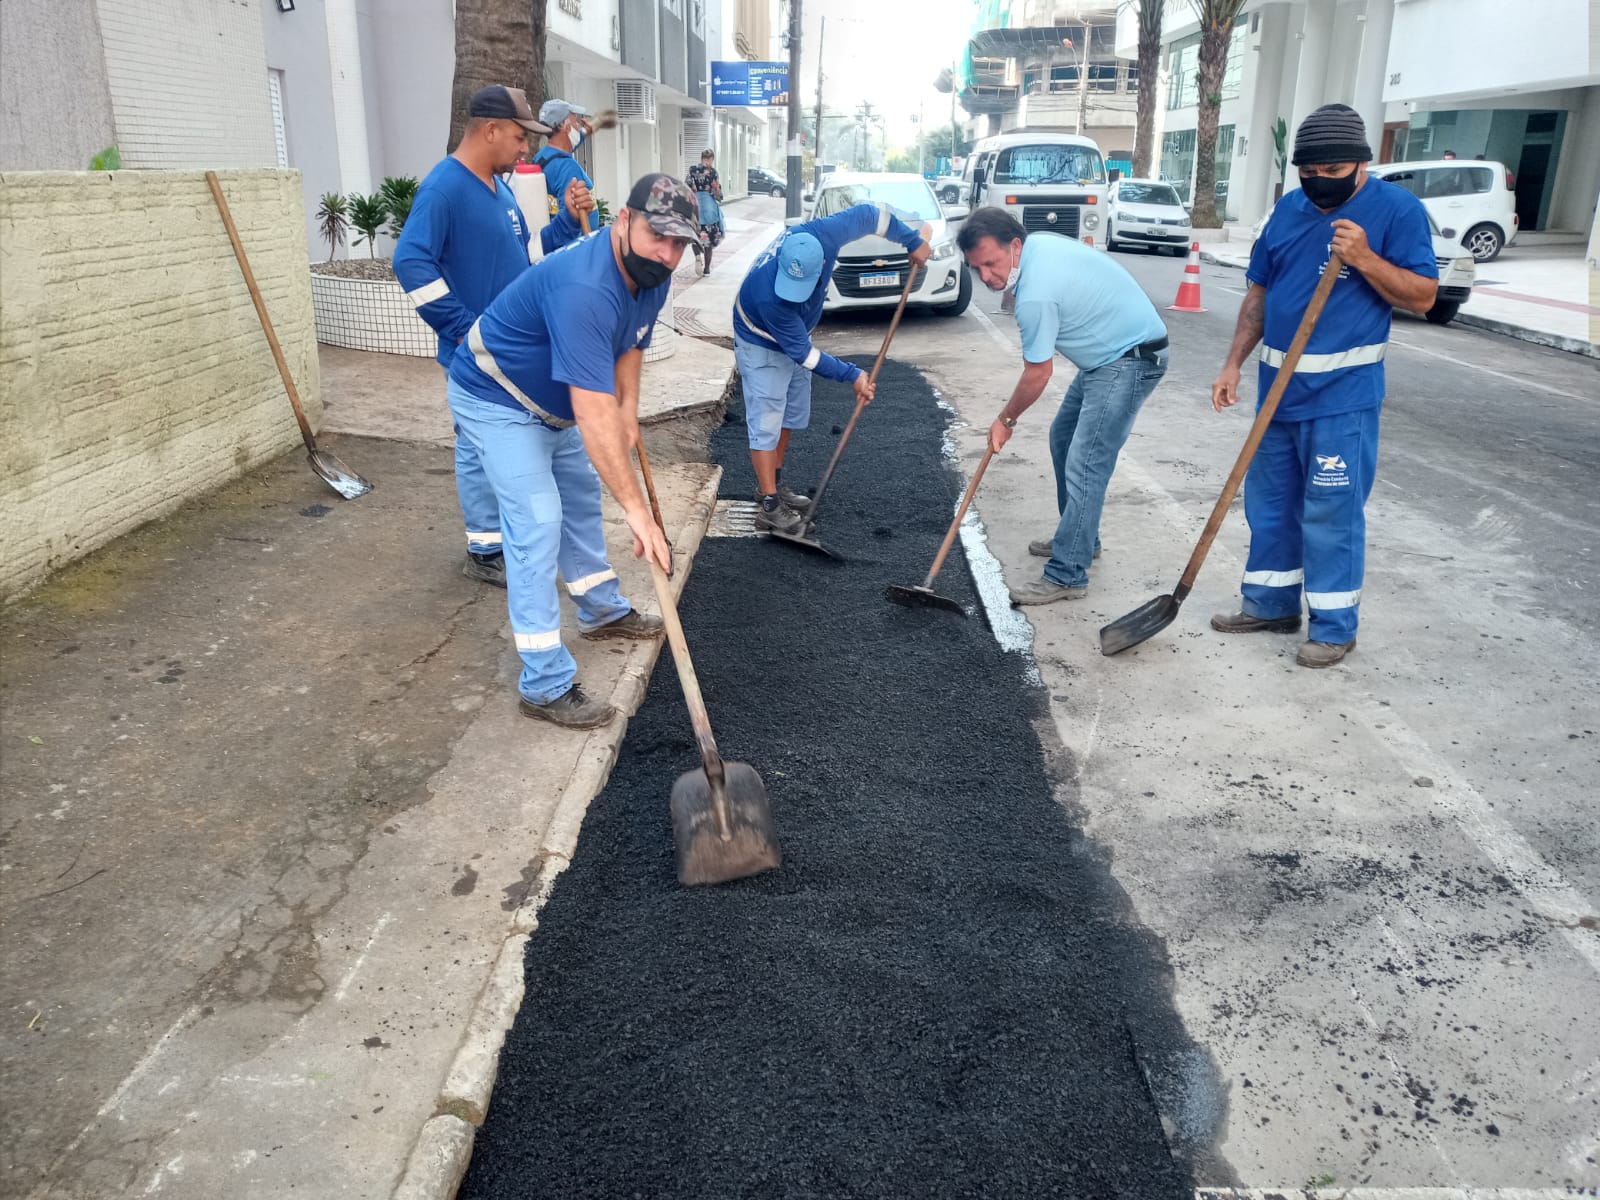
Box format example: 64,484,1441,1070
1099,593,1182,656
763,527,837,559
884,583,967,615
670,761,781,886
308,449,373,500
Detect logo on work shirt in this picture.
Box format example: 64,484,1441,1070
1312,452,1350,488
508,208,523,237
636,325,650,344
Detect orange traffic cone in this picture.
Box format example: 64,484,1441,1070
1167,241,1207,313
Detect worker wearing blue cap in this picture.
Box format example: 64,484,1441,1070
732,204,932,533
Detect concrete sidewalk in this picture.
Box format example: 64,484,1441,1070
1200,233,1600,358
1,321,742,1195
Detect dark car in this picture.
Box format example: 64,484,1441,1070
748,167,786,198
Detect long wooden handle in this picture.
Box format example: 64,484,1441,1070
922,445,995,588
635,441,665,534
1174,252,1345,599
647,560,731,836
579,201,592,236
205,171,316,451
801,271,917,521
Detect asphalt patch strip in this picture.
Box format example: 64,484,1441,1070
460,362,1221,1197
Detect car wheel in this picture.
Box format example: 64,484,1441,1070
940,186,959,204
1106,221,1119,251
1167,244,1186,257
1463,223,1503,262
1424,299,1461,325
770,185,784,198
935,265,973,317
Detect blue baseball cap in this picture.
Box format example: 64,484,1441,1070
774,232,825,302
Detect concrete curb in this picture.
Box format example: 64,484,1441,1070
1453,311,1599,358
389,466,723,1200
1198,248,1250,270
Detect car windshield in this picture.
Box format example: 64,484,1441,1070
815,181,940,223
992,143,1106,186
1116,182,1181,206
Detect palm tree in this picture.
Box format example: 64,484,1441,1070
1190,0,1247,228
347,192,389,259
316,192,349,262
1131,0,1164,179
447,0,547,152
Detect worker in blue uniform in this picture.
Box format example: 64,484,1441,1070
731,203,931,533
392,84,552,587
1211,103,1437,668
533,98,599,251
446,174,698,729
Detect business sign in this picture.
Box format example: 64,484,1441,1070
710,61,789,108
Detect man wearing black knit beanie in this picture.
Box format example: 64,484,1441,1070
1209,102,1438,669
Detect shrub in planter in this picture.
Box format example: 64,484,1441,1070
380,176,419,239
348,192,388,258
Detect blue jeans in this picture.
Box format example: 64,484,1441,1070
1044,351,1168,587
1240,408,1379,644
447,379,632,703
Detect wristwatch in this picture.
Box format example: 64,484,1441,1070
999,415,1018,428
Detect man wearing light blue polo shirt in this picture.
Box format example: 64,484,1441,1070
959,207,1169,605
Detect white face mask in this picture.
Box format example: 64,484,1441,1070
1004,242,1022,292
569,122,584,150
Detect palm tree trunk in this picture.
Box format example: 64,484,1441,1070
448,0,545,153
1190,2,1242,228
1131,0,1164,179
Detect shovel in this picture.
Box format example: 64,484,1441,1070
1099,252,1344,656
766,269,918,558
886,443,996,614
205,171,371,501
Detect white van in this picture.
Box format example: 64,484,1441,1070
1368,160,1519,262
962,131,1110,249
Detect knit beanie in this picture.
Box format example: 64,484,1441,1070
1291,103,1372,165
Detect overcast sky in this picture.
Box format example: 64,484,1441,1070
792,0,974,147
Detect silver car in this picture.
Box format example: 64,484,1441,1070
1105,178,1193,256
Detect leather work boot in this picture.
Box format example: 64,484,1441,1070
754,503,807,535
1210,611,1302,634
462,552,507,588
519,682,616,729
1028,539,1100,560
1008,577,1088,606
1297,638,1356,668
778,485,812,512
580,610,664,641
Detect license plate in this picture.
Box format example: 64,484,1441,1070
859,272,899,288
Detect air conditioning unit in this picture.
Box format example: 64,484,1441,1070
615,80,657,123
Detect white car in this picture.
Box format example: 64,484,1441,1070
1250,202,1473,325
1105,178,1192,255
1368,159,1519,262
811,172,971,317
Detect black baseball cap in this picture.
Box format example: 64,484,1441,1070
625,173,701,242
468,86,554,135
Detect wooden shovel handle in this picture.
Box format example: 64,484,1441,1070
647,559,730,834
205,171,317,451
579,206,592,235
801,271,917,520
921,444,995,588
1174,252,1345,600
635,441,666,534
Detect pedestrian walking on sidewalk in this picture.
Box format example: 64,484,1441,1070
393,84,553,589
1210,103,1437,668
687,149,725,275
732,203,932,533
533,98,599,251
446,174,699,728
958,207,1169,606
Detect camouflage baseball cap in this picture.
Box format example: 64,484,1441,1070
625,173,701,242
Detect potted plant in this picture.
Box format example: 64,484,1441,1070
347,192,388,259
316,192,349,262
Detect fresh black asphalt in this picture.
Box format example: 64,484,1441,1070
460,360,1222,1198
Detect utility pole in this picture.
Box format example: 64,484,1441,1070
785,0,802,220
812,15,825,189
1077,21,1090,137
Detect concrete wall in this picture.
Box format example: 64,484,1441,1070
0,169,318,602
260,0,344,258
1385,0,1597,103
0,2,118,170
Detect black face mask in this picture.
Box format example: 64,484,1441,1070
622,219,673,290
1300,170,1360,210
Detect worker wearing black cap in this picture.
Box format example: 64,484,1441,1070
1210,102,1438,669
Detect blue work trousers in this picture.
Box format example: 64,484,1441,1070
1044,351,1168,588
1240,408,1380,644
447,379,632,703
443,364,504,556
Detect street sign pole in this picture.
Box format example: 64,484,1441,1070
785,0,802,220
812,15,825,191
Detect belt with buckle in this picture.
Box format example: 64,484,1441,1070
1122,336,1169,361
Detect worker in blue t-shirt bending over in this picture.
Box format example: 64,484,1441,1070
732,204,932,534
960,207,1170,607
1211,103,1437,669
446,174,698,730
393,85,553,588
533,97,599,251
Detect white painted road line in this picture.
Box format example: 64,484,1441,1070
1389,335,1590,401
1197,1190,1585,1199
